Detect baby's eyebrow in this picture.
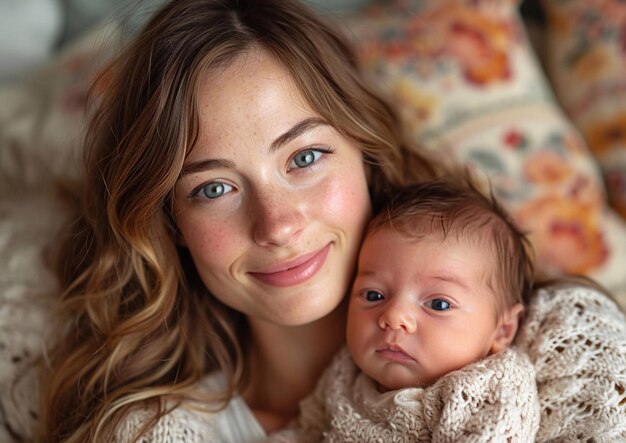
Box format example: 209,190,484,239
355,269,377,278
432,275,470,291
269,117,328,153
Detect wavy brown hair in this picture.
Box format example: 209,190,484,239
38,0,446,441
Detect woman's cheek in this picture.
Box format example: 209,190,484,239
320,169,371,228
180,212,243,269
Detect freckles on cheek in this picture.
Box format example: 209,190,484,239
201,233,230,256
182,220,241,266
198,227,239,258
321,175,370,223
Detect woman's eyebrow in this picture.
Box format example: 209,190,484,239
269,117,328,153
180,158,235,176
180,117,328,177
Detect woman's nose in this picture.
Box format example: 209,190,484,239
251,190,305,247
378,300,417,333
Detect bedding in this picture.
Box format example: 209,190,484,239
541,0,626,219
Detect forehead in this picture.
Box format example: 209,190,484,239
199,48,293,104
360,227,497,281
192,49,315,156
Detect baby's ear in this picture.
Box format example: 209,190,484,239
489,303,524,354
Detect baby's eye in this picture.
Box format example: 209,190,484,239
363,290,384,302
197,181,233,199
427,299,451,311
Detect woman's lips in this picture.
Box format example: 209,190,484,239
248,243,332,287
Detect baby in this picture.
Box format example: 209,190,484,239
268,179,540,442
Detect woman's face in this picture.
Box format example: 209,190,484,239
173,49,371,326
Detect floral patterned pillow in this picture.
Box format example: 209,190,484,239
345,0,626,306
541,0,626,220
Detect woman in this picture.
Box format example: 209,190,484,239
39,0,443,441
38,0,625,442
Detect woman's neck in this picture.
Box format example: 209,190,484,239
242,299,347,433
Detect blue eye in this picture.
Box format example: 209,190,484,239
428,299,451,311
290,149,322,169
200,182,233,199
364,290,384,302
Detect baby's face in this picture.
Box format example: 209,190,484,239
346,228,502,391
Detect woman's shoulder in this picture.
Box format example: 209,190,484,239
116,372,266,443
116,404,209,443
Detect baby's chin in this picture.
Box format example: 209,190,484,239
371,370,436,392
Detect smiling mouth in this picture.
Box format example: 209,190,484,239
248,243,332,288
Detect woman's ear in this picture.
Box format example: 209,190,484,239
489,303,524,354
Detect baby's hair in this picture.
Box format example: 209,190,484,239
369,179,534,317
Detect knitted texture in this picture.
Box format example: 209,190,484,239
0,169,67,442
115,407,208,443
267,347,540,443
515,285,626,442
113,374,266,443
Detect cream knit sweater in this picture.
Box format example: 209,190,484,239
268,347,540,443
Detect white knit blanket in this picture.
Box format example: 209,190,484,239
268,347,540,442
516,285,626,442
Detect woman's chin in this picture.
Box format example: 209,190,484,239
266,291,347,328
